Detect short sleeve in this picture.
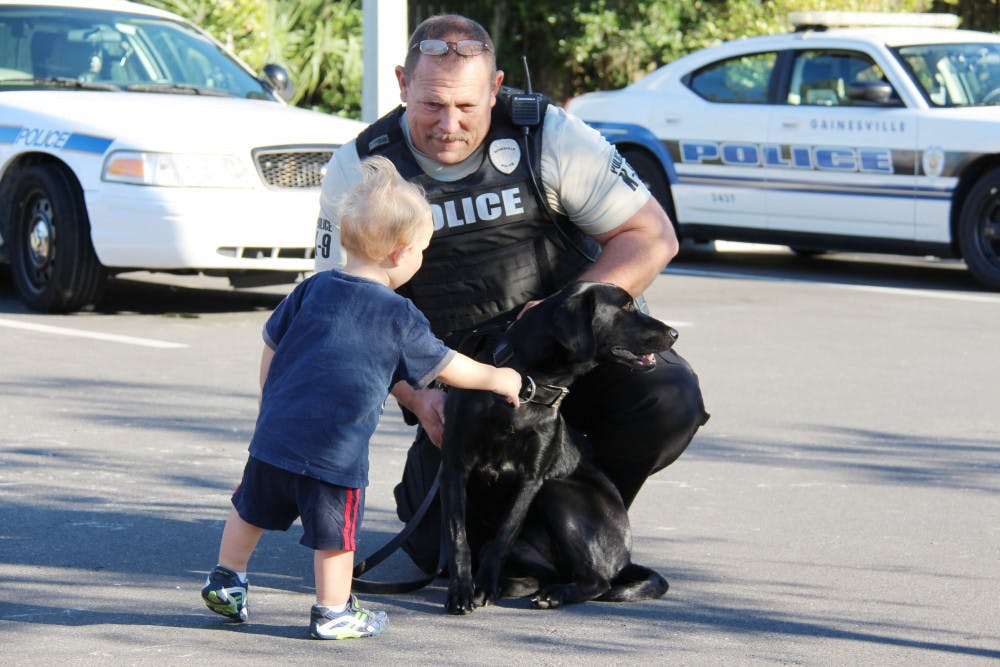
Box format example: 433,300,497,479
395,303,455,389
263,279,310,349
539,105,651,235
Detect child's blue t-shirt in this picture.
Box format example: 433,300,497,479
249,270,454,488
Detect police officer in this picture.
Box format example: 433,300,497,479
315,14,709,573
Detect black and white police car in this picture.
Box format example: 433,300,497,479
567,12,1000,289
0,0,364,312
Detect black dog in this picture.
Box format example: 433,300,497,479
440,281,677,614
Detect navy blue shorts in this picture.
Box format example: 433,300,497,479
231,456,364,551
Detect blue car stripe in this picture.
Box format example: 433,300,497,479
676,173,953,200
0,125,113,153
0,125,20,143
63,133,114,154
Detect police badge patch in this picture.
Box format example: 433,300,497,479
922,145,945,177
489,138,521,174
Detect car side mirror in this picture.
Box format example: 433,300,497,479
846,80,899,106
261,63,295,102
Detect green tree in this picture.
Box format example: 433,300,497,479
412,0,937,100
147,0,988,116
142,0,362,117
931,0,1000,32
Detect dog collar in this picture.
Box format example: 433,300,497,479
493,340,569,409
519,375,570,409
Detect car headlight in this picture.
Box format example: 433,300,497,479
102,150,256,188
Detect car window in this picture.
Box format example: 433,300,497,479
894,42,1000,106
0,6,270,98
787,50,895,107
687,52,776,103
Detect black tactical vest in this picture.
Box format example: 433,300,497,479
357,97,597,338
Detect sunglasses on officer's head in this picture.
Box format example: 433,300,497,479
412,39,492,57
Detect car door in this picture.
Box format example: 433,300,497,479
669,50,777,231
766,48,917,243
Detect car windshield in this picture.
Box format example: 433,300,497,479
0,6,270,99
893,42,1000,107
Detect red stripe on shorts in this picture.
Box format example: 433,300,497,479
342,488,358,551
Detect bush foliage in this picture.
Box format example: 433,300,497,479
143,0,362,117
144,0,999,118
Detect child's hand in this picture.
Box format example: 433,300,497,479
494,367,522,408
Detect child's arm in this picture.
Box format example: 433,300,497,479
437,353,522,408
259,345,275,405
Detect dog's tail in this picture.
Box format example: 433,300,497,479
597,563,669,602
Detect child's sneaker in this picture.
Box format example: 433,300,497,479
309,595,388,639
201,565,249,622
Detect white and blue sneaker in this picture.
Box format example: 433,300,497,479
309,595,387,639
201,565,249,622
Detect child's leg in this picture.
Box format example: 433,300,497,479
203,508,261,622
218,506,264,572
310,548,387,639
314,549,354,607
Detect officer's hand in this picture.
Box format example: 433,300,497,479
409,387,447,447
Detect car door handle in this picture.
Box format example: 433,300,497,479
780,120,799,128
665,115,681,124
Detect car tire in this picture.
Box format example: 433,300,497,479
958,166,1000,290
620,147,678,231
9,163,107,312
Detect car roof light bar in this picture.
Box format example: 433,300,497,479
789,11,961,31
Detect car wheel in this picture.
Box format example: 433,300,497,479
9,163,106,312
958,166,1000,290
620,147,678,230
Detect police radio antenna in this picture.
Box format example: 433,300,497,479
521,55,533,93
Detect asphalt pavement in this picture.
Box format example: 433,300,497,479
1,248,998,665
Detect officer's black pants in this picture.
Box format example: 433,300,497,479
392,347,709,573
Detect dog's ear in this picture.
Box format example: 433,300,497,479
552,285,597,362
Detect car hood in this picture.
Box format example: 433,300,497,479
1,89,366,152
566,90,625,114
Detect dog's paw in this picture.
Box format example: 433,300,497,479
473,560,503,607
445,580,478,615
531,595,562,610
472,587,493,609
531,585,567,610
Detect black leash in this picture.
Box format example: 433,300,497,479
350,316,569,595
351,465,445,594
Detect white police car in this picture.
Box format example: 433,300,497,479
0,0,364,311
567,12,1000,289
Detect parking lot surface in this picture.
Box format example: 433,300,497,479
1,249,998,665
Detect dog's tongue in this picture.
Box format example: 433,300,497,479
612,346,658,370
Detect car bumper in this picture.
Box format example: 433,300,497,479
85,183,320,271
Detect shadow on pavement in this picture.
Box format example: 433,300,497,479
0,265,289,316
688,426,1000,494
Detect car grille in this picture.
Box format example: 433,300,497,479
253,146,337,188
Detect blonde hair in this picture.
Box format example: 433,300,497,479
338,156,432,262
